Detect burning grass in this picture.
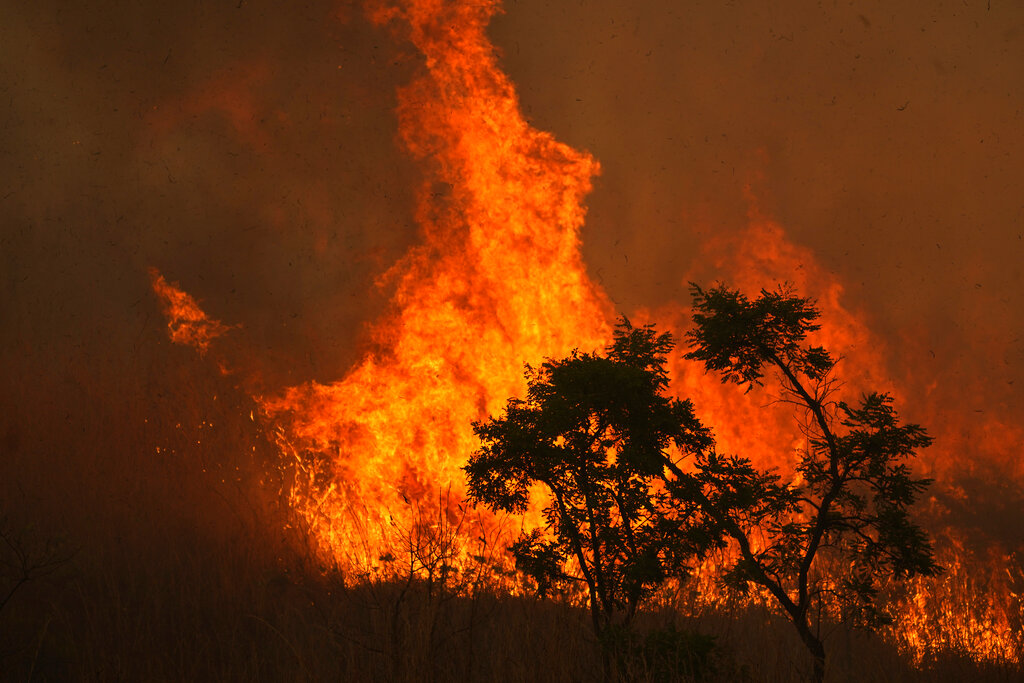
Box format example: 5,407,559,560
4,0,1020,679
2,489,1022,682
3,309,1019,681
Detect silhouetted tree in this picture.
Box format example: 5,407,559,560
678,283,941,683
467,285,938,682
0,515,74,616
465,319,719,644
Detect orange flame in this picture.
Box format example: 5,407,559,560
147,0,1022,664
255,0,612,568
643,198,1023,664
636,198,892,475
895,535,1023,664
150,268,234,355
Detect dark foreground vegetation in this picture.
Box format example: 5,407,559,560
1,522,1021,683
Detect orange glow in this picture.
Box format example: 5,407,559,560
150,268,234,355
643,202,1023,664
640,199,891,475
894,535,1023,664
255,0,612,569
146,61,273,149
148,0,1021,665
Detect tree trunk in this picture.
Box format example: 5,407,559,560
592,618,613,683
794,619,826,683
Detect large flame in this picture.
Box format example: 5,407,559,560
644,199,1023,664
149,0,1021,665
255,0,612,568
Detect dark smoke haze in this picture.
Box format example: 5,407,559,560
2,0,1021,552
491,1,1024,421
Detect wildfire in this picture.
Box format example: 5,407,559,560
150,268,235,355
149,0,1021,666
254,0,612,569
643,210,1023,664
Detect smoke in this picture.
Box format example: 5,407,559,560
1,0,421,387
489,0,1024,490
492,1,1023,344
1,0,1021,559
0,0,420,555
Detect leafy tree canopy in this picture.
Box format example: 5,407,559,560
466,283,939,683
679,283,939,682
465,318,719,634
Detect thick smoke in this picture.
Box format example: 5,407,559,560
490,0,1024,526
0,0,420,555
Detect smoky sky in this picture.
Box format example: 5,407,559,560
490,0,1024,423
2,0,1022,543
1,0,425,387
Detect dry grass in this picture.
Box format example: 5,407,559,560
1,347,1021,682
3,506,1023,682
